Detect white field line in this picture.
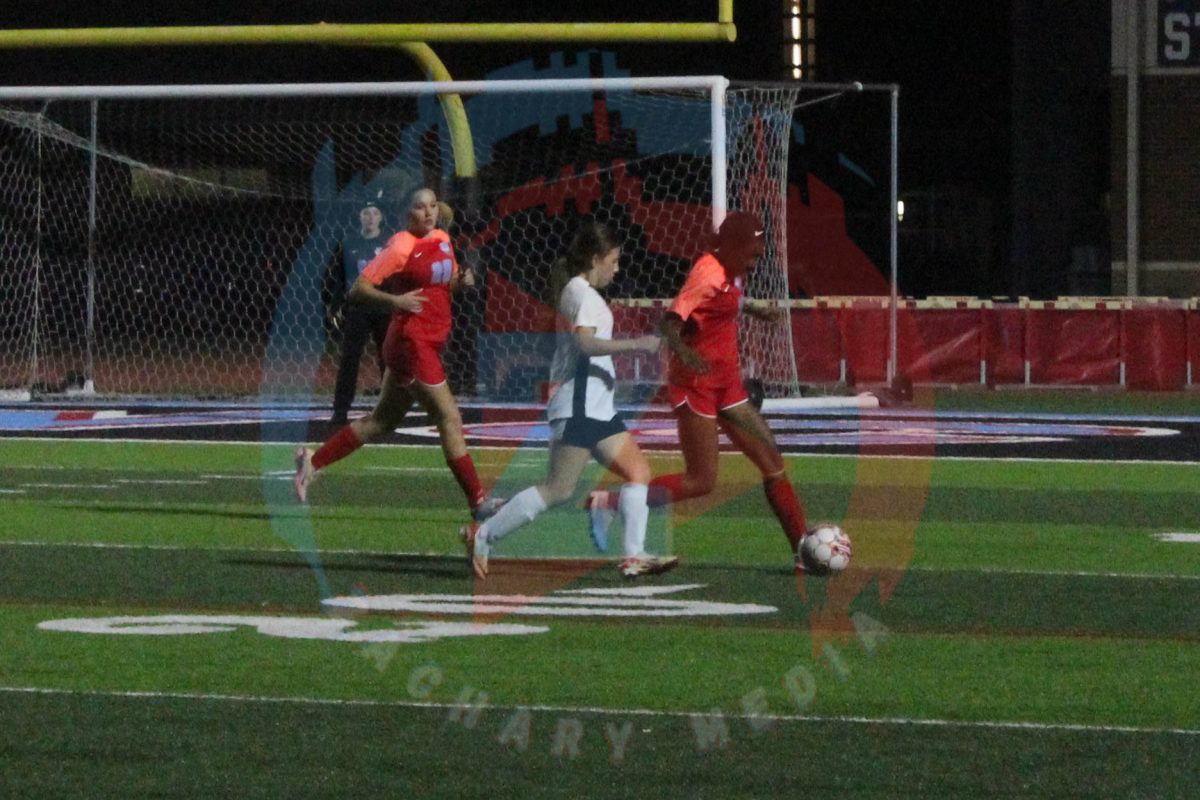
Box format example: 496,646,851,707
906,565,1200,582
0,685,1195,737
5,435,1200,466
365,463,543,473
0,539,1198,582
1157,533,1200,543
19,483,116,490
364,466,468,473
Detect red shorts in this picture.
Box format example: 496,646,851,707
382,331,446,387
667,365,749,418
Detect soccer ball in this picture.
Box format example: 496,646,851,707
800,525,852,575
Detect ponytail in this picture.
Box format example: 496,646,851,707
548,256,572,306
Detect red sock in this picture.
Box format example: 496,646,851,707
312,425,363,471
763,475,808,552
448,453,485,512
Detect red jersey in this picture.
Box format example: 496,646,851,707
666,253,744,386
360,229,458,344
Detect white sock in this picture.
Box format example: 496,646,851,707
618,483,650,557
478,486,548,545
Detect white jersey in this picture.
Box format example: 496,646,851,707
546,275,616,422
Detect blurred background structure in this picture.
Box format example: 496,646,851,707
1,2,1197,398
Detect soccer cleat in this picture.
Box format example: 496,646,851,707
794,552,807,574
461,522,489,579
619,554,680,579
293,447,315,503
473,495,507,523
584,490,615,553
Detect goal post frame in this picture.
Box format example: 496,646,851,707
0,75,897,401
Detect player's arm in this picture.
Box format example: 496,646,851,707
348,275,426,314
745,298,786,322
659,312,710,373
573,326,660,357
661,260,717,373
448,262,476,293
351,233,425,313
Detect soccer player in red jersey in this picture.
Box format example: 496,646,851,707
294,187,499,520
586,211,812,572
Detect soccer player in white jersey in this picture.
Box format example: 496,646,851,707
462,221,677,579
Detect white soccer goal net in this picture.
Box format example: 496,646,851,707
0,77,894,403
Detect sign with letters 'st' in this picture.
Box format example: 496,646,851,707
1159,0,1200,66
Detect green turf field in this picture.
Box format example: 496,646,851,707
2,404,1199,797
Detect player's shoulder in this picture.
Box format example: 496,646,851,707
677,253,725,294
558,274,588,303
690,253,725,281
560,276,603,313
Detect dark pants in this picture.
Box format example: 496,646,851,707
331,308,391,421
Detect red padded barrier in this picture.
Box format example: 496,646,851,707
983,307,1026,385
839,302,889,385
1027,307,1121,385
1124,307,1188,390
898,308,983,384
791,305,843,383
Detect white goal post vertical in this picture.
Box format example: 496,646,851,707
0,76,895,402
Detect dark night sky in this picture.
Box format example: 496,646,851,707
0,2,1109,296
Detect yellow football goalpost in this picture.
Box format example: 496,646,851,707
0,3,739,179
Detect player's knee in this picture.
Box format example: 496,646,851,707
687,471,718,497
539,483,573,507
436,404,462,432
627,461,652,485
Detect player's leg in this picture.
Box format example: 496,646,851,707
325,367,414,461
330,309,370,425
592,431,679,577
718,401,808,553
592,431,650,554
369,312,391,369
412,378,493,517
588,401,721,520
294,367,414,502
467,436,592,577
649,404,721,505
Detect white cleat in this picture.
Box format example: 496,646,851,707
461,522,489,579
619,554,680,579
293,447,315,503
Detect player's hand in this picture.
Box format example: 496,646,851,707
394,290,427,314
459,267,477,289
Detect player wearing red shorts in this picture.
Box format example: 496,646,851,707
586,212,811,571
294,188,500,521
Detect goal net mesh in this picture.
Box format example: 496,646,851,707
0,82,824,402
